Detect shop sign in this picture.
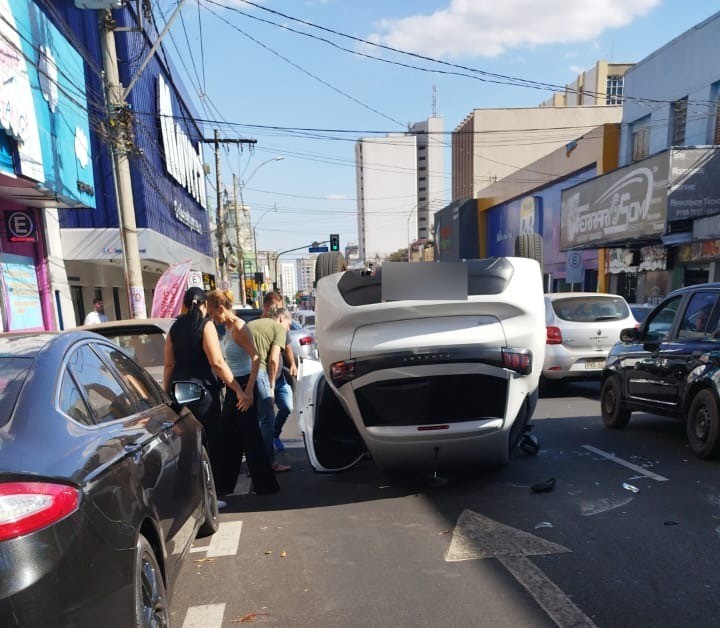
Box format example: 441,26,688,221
173,199,202,233
5,210,35,242
157,75,208,209
560,152,668,250
0,253,43,331
667,148,720,221
678,240,720,263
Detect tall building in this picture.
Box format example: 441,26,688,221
296,257,316,295
281,262,297,299
356,116,445,264
540,61,633,107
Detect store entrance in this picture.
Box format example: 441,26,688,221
684,265,709,287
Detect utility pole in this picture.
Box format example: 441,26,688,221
100,10,146,318
201,133,257,289
232,174,247,305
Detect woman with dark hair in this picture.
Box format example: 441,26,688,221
206,289,279,495
163,287,249,499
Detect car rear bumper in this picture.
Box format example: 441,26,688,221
542,346,609,380
0,511,135,627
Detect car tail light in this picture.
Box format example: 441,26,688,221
546,326,563,345
0,482,80,542
501,348,532,375
299,336,314,346
330,360,356,386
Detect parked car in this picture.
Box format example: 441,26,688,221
294,309,316,330
629,303,654,323
542,292,636,387
79,318,173,383
233,307,317,364
296,257,546,472
600,283,720,459
0,331,218,626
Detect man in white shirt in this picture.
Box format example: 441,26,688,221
83,298,108,325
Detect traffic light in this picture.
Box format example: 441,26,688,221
330,233,340,252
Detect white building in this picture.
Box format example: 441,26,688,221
356,116,445,264
296,257,316,294
281,262,297,298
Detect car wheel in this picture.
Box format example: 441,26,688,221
197,446,219,538
687,389,720,459
600,376,631,428
315,251,347,281
134,534,169,628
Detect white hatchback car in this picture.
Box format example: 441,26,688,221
542,292,636,386
295,257,546,473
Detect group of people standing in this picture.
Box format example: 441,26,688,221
163,287,295,502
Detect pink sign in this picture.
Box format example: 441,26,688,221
151,260,192,318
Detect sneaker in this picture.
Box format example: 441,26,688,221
217,499,228,510
273,437,285,452
272,462,292,473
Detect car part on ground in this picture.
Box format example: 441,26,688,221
600,283,720,459
296,257,546,473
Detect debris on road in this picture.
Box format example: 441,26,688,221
534,521,553,529
531,477,556,493
622,482,640,493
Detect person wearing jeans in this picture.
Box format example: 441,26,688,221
247,306,292,472
260,292,297,452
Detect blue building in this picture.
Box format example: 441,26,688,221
54,0,214,324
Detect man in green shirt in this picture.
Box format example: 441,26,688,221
247,306,292,472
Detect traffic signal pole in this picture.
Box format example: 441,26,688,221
273,240,329,295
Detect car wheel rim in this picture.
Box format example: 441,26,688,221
693,405,711,442
604,385,617,415
141,554,168,628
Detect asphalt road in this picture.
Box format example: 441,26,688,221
170,381,720,628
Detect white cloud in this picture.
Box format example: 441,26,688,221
369,0,660,59
325,194,348,200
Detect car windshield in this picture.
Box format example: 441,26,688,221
0,357,32,426
551,297,630,322
302,315,315,326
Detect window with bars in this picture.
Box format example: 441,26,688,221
632,126,650,162
606,75,624,104
671,97,688,145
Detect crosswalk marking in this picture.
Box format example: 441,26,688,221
182,603,225,628
205,520,243,557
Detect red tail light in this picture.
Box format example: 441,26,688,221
501,348,532,375
546,326,563,345
299,336,314,346
0,482,80,541
330,360,356,386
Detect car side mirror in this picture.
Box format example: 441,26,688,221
619,327,639,343
172,381,205,405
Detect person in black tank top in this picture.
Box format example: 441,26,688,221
164,288,250,498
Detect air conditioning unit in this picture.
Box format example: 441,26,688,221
74,0,124,9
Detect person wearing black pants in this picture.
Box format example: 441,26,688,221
164,287,251,505
207,289,279,495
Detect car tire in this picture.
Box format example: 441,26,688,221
315,251,347,281
197,446,219,538
686,389,720,459
514,233,543,266
600,376,631,428
134,534,169,628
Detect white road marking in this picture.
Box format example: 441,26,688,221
446,509,597,628
182,604,225,628
582,445,669,481
205,520,243,557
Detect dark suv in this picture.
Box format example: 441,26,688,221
600,283,720,459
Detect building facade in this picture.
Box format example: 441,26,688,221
0,0,96,331
540,61,633,107
56,1,213,324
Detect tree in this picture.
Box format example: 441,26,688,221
387,248,409,262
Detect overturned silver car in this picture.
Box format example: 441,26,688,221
296,257,546,472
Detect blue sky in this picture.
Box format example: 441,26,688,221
166,0,720,258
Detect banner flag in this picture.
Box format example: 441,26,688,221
151,260,192,318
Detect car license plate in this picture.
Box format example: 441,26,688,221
586,359,605,369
